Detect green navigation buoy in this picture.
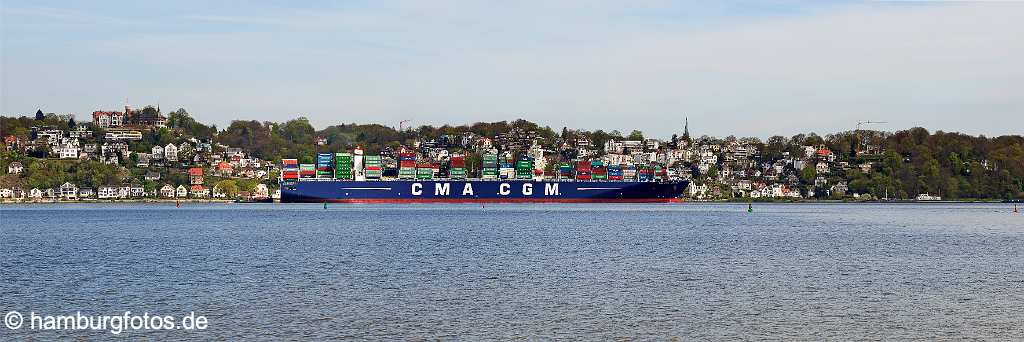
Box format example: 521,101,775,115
323,201,328,209
748,202,753,213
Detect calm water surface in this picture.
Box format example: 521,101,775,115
2,203,1023,340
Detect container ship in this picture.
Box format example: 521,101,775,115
279,148,687,203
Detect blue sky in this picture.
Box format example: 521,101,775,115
2,1,1021,138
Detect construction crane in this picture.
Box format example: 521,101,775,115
855,120,887,155
856,120,887,131
399,119,411,132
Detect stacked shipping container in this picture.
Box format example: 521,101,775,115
299,164,316,178
334,153,353,179
281,158,299,181
575,161,592,180
482,153,498,179
515,157,533,180
316,153,334,178
364,155,382,179
449,155,466,180
398,152,416,179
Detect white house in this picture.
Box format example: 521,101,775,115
130,184,146,198
151,145,164,160
160,184,176,198
59,143,80,159
98,185,119,199
7,161,24,174
190,185,209,198
816,161,830,174
253,184,269,198
59,182,78,200
175,185,188,198
29,188,43,199
212,184,227,198
164,143,178,163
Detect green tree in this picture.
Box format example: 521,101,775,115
26,160,66,189
800,165,817,184
215,179,239,198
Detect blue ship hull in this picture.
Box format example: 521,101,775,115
280,179,688,203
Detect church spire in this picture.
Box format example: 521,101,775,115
683,117,690,141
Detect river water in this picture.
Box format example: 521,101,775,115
2,203,1022,340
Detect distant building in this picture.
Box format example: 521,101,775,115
190,185,209,198
7,161,23,174
151,145,164,160
188,167,204,185
164,143,178,163
59,182,78,200
98,185,119,199
104,130,142,141
92,111,125,128
160,184,176,198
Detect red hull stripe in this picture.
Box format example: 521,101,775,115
305,198,683,204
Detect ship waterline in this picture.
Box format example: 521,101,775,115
280,180,688,203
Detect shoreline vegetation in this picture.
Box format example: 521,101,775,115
2,108,1023,202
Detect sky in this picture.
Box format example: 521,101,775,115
2,1,1022,139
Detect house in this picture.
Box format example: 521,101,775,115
151,145,164,160
100,142,127,158
59,182,78,200
188,167,204,185
814,175,829,188
831,182,849,197
144,171,161,181
4,135,20,150
98,185,119,199
816,147,837,162
212,184,227,198
83,143,98,154
29,188,43,199
160,184,176,198
118,184,131,198
688,182,709,199
175,184,188,198
58,142,80,159
164,143,178,163
253,184,269,198
2,187,26,199
91,110,125,128
104,154,120,165
214,161,233,176
136,153,151,167
190,185,209,198
78,187,94,199
858,163,873,173
130,183,146,198
104,130,142,141
7,161,23,174
815,161,830,174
